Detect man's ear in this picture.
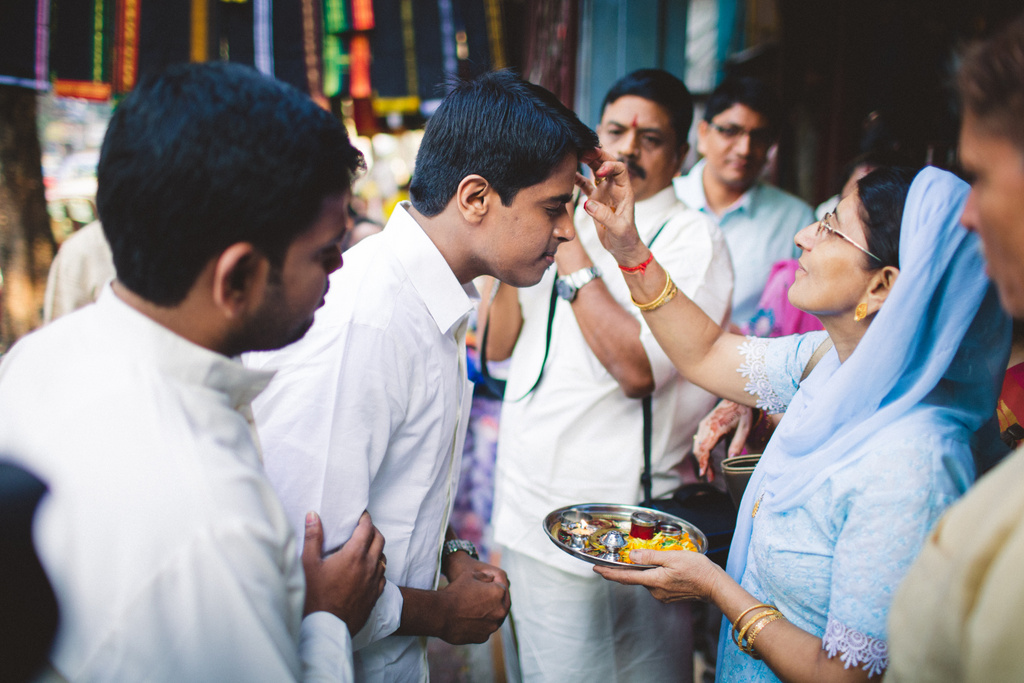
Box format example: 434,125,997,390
674,142,690,173
695,120,709,157
864,265,900,316
211,243,269,318
455,174,492,225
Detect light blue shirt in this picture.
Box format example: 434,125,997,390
674,159,814,326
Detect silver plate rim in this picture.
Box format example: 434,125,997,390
543,502,709,570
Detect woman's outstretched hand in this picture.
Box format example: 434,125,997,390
594,548,723,604
576,148,648,266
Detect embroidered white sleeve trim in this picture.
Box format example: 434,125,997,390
737,337,787,413
823,617,888,678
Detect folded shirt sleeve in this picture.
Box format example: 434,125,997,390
301,612,354,682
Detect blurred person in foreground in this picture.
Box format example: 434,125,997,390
674,76,814,329
886,13,1024,682
579,150,1007,681
0,462,58,682
485,68,732,682
42,220,114,323
0,62,386,681
245,70,599,681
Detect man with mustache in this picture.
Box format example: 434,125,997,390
486,69,733,682
246,70,599,681
674,76,814,329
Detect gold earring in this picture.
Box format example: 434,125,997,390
854,303,868,322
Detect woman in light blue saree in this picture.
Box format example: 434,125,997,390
582,162,1008,682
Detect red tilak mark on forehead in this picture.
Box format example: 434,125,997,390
631,115,639,128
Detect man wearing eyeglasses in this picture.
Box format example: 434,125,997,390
674,76,814,329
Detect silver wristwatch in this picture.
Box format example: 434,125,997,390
442,538,479,562
555,266,602,302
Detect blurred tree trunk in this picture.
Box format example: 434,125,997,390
0,85,54,352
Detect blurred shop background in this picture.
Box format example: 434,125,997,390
1,2,1023,681
2,0,1022,349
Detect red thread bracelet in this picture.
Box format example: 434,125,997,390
619,252,654,275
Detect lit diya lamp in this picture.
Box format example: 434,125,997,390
560,510,595,550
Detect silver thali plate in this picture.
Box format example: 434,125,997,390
543,503,708,570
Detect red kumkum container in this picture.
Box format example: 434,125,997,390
629,511,657,540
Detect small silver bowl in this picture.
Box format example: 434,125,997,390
597,529,626,561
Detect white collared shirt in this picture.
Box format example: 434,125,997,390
674,159,815,326
0,286,351,681
247,202,476,681
492,186,734,577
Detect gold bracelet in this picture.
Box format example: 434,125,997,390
735,608,776,649
731,604,773,647
743,611,786,659
631,272,678,312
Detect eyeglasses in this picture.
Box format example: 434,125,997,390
817,212,882,263
707,121,776,148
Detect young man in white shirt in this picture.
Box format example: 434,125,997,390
0,62,385,682
247,70,600,681
486,69,733,682
674,76,814,328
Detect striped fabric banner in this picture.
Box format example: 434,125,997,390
301,0,328,108
351,0,373,30
368,0,420,118
191,0,208,62
484,0,505,69
51,0,114,101
0,0,51,90
113,0,140,93
323,0,348,33
253,0,274,76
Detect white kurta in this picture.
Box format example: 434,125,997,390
0,286,352,681
493,186,734,577
247,203,476,682
492,187,733,682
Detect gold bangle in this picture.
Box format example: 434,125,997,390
743,611,786,659
735,608,776,649
731,603,773,647
631,272,678,312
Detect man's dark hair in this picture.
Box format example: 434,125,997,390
703,75,783,133
409,70,599,217
958,12,1024,152
600,69,694,147
97,61,364,306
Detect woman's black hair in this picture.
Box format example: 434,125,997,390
855,166,920,269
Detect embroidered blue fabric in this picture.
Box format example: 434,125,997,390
721,333,973,680
716,168,1010,681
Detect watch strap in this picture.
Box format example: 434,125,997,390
565,266,601,289
556,266,601,301
442,538,479,561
